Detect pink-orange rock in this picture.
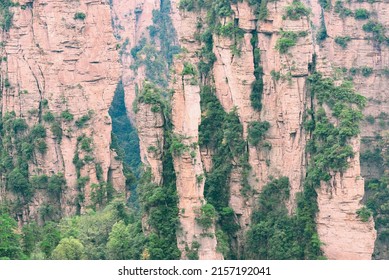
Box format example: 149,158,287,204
317,139,376,259
170,0,223,260
0,0,123,221
136,102,164,185
112,0,165,184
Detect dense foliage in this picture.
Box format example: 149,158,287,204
0,213,24,259
136,153,181,259
247,0,269,21
0,200,151,260
248,121,270,146
316,11,328,43
0,111,64,213
334,1,352,18
365,178,389,258
305,73,365,181
245,177,322,259
362,20,389,44
199,86,251,258
109,80,141,174
335,36,351,48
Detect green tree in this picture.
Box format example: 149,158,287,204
106,221,132,259
7,168,31,197
248,121,270,146
68,207,119,259
22,222,42,256
51,237,85,260
48,173,66,198
196,203,216,229
0,213,24,259
40,222,61,258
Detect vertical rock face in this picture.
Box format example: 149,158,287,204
165,0,377,259
227,1,376,259
211,3,259,239
0,0,124,221
111,0,164,183
169,0,223,260
258,2,312,210
4,0,383,260
210,0,312,252
310,0,382,259
316,138,376,259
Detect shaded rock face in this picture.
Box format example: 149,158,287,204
0,0,124,222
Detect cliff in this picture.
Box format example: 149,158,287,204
1,0,388,260
0,0,125,224
131,0,378,260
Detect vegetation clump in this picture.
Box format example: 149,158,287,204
362,21,388,44
43,112,55,123
354,8,369,20
356,207,373,222
305,73,365,180
182,62,197,76
245,177,322,259
61,110,74,122
361,66,373,77
248,121,270,146
75,111,93,128
248,0,269,20
347,66,373,77
196,203,217,230
0,213,24,259
284,1,310,20
134,82,166,114
199,86,252,258
335,36,351,48
74,12,86,20
275,30,307,54
178,0,196,11
249,31,264,111
334,1,352,18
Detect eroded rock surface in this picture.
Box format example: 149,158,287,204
0,0,124,221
